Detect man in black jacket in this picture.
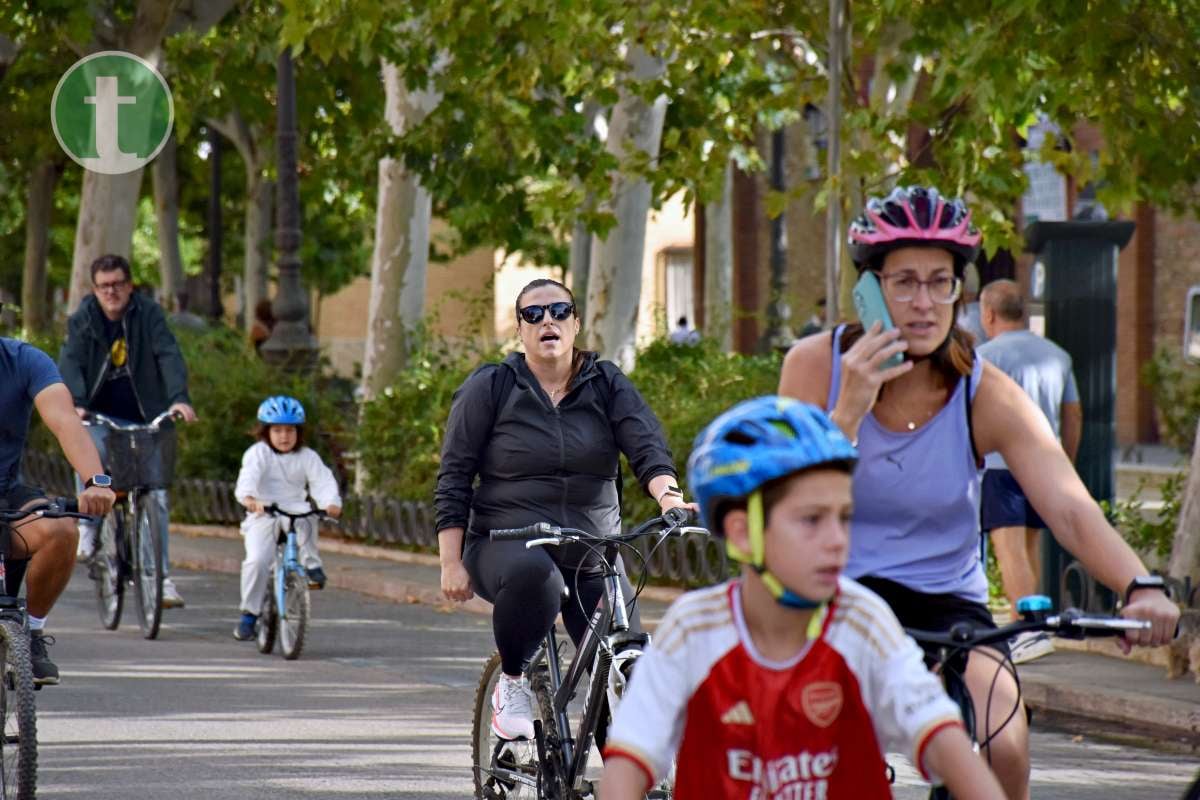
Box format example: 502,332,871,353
58,254,197,608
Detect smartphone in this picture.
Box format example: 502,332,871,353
852,271,904,370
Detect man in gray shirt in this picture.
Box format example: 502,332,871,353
978,280,1082,662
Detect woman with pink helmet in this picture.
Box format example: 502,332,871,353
779,185,1177,799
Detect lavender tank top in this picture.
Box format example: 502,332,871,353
827,326,987,602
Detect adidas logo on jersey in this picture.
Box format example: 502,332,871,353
721,700,755,726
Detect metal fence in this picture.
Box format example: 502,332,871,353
21,449,730,588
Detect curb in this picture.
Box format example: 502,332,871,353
1019,672,1200,749
170,524,494,618
171,523,687,605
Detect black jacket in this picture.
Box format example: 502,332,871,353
58,293,191,420
435,351,676,555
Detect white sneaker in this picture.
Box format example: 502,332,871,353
1010,631,1055,665
75,528,97,562
491,673,535,740
161,578,185,609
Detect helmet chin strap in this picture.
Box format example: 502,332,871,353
725,491,824,611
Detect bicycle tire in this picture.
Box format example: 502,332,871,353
256,577,277,655
278,571,309,660
131,500,164,640
91,509,125,631
471,652,552,800
0,619,37,800
569,649,611,792
927,664,975,800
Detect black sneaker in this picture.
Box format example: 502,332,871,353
29,631,59,686
307,567,327,590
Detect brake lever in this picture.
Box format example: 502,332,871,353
525,537,564,549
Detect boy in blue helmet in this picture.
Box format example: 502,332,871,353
231,396,341,641
600,397,1003,800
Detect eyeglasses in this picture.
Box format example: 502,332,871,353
876,272,962,305
94,279,129,294
519,302,575,324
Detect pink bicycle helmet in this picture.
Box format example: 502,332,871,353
847,185,981,271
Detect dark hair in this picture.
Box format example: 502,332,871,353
254,299,275,325
677,316,688,327
255,422,305,451
515,278,592,390
90,254,132,283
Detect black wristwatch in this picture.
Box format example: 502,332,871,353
84,474,112,490
1123,574,1169,605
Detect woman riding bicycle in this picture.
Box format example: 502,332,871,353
435,278,689,742
779,185,1178,800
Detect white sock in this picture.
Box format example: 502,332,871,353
28,615,45,631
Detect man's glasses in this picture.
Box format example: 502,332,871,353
876,272,962,305
519,302,575,324
94,279,129,294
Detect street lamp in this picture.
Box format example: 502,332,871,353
260,46,318,371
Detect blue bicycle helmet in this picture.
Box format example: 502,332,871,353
257,395,306,425
688,396,857,610
689,396,857,536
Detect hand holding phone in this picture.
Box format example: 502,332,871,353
852,272,905,370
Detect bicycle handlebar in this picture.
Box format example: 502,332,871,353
263,503,337,524
85,408,182,432
0,497,95,523
907,607,1151,652
488,507,705,546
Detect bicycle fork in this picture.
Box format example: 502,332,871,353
275,529,303,619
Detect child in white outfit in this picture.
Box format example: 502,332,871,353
232,395,341,641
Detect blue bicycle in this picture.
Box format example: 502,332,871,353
254,505,330,660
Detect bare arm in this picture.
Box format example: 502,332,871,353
34,383,114,515
36,383,104,480
598,756,650,800
922,727,1005,800
437,527,473,602
973,364,1177,646
779,325,910,443
1060,401,1082,463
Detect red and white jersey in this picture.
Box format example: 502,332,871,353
604,578,962,799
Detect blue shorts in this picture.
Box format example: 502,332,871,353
981,469,1045,532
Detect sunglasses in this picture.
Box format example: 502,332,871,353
519,302,575,325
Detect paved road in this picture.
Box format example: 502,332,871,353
30,565,1199,799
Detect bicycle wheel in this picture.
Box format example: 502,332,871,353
131,499,164,640
256,576,277,655
471,652,556,800
91,509,124,630
0,619,37,799
278,571,309,660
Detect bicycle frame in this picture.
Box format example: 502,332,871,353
273,524,305,622
531,539,644,793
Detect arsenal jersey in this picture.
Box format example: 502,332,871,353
604,578,962,799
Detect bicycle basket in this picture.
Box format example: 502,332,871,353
106,425,177,490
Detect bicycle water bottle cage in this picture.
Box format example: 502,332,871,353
1016,594,1052,621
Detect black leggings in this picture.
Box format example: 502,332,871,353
463,534,642,676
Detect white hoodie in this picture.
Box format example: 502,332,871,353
234,441,341,514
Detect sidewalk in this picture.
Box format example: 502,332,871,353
170,524,1200,750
